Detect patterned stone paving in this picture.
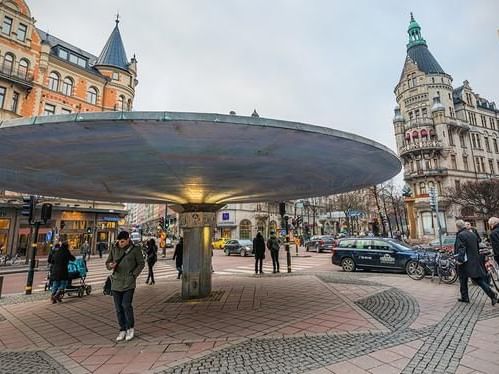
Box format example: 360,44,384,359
0,351,70,374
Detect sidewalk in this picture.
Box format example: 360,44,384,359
0,270,498,373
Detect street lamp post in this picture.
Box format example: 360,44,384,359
279,202,291,273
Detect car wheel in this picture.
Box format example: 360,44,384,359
240,249,246,257
341,257,356,272
225,249,230,256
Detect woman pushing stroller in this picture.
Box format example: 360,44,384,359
48,241,75,303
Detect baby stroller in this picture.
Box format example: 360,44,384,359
64,256,92,297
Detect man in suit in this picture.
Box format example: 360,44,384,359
454,219,498,305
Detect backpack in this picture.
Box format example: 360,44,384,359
270,238,280,251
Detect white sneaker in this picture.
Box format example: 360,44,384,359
116,331,126,342
125,328,134,341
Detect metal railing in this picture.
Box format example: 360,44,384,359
400,140,444,155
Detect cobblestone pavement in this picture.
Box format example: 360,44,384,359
0,269,498,373
0,351,70,374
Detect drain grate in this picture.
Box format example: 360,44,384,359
164,290,225,303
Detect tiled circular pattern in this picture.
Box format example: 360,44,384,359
0,352,70,374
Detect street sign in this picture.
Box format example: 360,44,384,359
280,229,286,236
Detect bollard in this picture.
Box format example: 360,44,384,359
0,276,3,299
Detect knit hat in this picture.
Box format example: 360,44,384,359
117,231,130,240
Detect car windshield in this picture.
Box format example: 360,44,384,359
239,240,253,246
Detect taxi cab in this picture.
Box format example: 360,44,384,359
212,238,228,249
332,237,421,273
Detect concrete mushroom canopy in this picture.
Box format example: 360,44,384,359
0,111,401,204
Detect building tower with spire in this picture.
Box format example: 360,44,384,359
393,14,499,239
0,0,139,256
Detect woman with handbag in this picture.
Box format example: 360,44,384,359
105,231,145,342
145,238,158,285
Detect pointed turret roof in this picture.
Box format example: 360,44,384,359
95,17,129,70
400,13,445,79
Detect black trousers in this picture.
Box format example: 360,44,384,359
255,257,263,273
146,262,155,283
270,250,279,272
112,288,135,331
458,266,495,301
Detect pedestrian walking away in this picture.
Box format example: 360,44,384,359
173,237,183,279
267,231,280,273
454,220,498,305
48,241,75,304
253,232,266,274
145,238,158,285
80,240,90,261
97,241,107,258
106,231,145,342
489,217,499,266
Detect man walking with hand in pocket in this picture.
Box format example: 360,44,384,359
454,220,498,305
106,231,145,342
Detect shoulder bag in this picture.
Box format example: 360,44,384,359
103,246,133,296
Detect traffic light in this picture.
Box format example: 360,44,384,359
21,195,35,223
41,203,52,224
86,227,92,234
429,187,437,211
279,202,286,217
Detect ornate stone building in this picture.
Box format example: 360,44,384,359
0,0,137,255
393,14,499,239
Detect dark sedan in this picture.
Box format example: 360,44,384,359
305,235,336,252
224,239,254,257
332,237,425,273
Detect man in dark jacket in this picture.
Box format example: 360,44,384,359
488,217,499,265
454,220,497,305
106,231,145,342
49,242,75,303
267,231,280,273
173,237,183,279
253,232,266,274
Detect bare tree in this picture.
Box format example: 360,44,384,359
445,179,499,218
330,190,368,234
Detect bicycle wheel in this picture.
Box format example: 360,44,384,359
406,260,425,280
438,265,458,284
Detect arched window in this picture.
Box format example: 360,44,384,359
127,98,132,111
62,77,73,96
117,95,126,111
18,58,29,78
239,219,252,240
419,182,426,195
48,71,60,91
86,86,98,105
3,53,15,74
256,220,265,236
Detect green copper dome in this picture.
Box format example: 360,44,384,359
407,12,427,49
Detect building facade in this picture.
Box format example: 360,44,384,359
393,14,499,239
0,0,137,255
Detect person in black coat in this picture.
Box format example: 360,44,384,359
173,237,183,279
145,239,158,285
253,232,266,274
49,242,75,303
488,217,499,265
454,219,497,305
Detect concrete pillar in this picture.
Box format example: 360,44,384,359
178,204,220,299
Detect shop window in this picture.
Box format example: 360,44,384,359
422,212,433,235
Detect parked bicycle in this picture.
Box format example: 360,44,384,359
480,247,499,292
407,250,458,284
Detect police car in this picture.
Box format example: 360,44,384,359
332,237,422,273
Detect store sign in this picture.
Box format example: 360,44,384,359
218,212,235,226
98,216,121,222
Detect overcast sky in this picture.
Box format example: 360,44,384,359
30,1,499,163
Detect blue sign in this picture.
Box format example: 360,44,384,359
222,212,230,221
280,229,286,236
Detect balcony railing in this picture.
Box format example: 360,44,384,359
403,117,434,131
400,140,443,156
0,65,34,89
403,168,449,179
